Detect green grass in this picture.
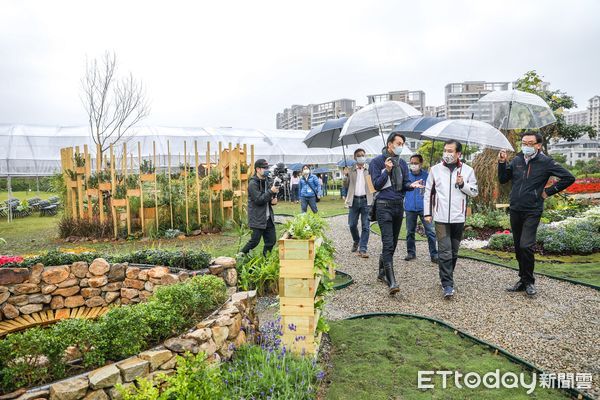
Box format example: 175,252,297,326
0,213,285,258
459,248,600,287
0,191,55,202
275,196,349,218
325,316,569,400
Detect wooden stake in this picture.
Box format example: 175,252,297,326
184,141,189,233
154,141,159,233
124,143,131,236
194,140,201,228
97,144,104,224
167,140,174,229
138,141,145,235
207,142,212,224
110,145,117,239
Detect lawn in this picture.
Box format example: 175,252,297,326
0,213,285,259
459,248,600,287
0,191,55,202
325,316,570,400
276,196,348,218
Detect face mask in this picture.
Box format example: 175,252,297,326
392,145,404,156
442,152,456,164
409,164,421,173
522,146,536,156
302,169,310,175
356,156,366,164
263,170,271,177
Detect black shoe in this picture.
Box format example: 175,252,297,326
404,254,416,261
506,280,526,292
351,242,359,252
525,284,537,296
431,256,439,264
383,263,399,295
377,257,385,282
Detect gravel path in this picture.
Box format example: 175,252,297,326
323,214,600,398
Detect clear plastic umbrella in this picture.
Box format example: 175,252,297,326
339,101,422,145
421,119,514,151
468,89,556,130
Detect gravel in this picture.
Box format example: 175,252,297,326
323,214,600,398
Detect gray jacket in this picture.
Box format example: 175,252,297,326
343,165,373,206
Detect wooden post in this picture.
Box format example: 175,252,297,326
75,146,85,220
124,143,131,236
138,141,145,235
236,144,242,221
207,142,212,224
184,141,189,233
97,144,105,224
167,140,174,229
154,141,159,233
194,140,201,228
219,141,224,222
110,145,117,239
84,145,93,221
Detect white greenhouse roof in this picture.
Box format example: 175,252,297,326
0,124,394,176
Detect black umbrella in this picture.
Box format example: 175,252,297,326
303,117,356,166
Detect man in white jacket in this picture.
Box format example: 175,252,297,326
424,139,478,298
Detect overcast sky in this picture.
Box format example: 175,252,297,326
1,0,599,130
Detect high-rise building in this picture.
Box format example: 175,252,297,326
276,105,311,130
423,105,446,117
589,95,600,134
549,136,600,166
444,81,510,119
367,90,426,112
309,99,356,127
564,110,589,126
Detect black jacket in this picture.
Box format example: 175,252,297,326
247,175,275,229
498,152,575,212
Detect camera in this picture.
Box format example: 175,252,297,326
273,177,282,187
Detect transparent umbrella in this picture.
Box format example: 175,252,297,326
468,89,556,130
339,101,422,145
421,119,514,151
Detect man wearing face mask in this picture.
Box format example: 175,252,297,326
240,159,280,256
298,165,322,213
343,148,372,258
369,133,424,295
424,139,478,299
498,132,574,296
404,154,438,263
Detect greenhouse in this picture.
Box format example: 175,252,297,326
0,124,393,177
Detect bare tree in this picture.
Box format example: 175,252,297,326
81,51,150,159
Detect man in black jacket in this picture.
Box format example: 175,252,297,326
240,159,280,256
498,132,575,295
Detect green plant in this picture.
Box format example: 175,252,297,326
126,174,139,190
163,229,183,239
487,233,514,251
284,212,326,240
74,153,86,168
222,189,234,201
237,250,279,295
113,182,127,199
208,169,221,186
86,173,99,189
465,214,486,229
140,159,155,174
58,216,113,239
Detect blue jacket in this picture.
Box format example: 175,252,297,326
368,153,413,201
404,169,428,212
299,174,322,198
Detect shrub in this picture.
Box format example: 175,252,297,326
487,233,513,251
466,214,486,229
284,212,326,240
115,249,212,271
237,250,279,295
58,216,113,239
0,275,226,392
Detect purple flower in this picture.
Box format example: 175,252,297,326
316,371,325,380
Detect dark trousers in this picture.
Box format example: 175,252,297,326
348,196,370,252
291,184,299,202
435,222,464,288
376,199,404,265
300,196,318,213
241,218,276,256
405,211,438,258
510,210,541,285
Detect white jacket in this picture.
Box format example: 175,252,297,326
424,161,478,224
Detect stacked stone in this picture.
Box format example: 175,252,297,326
12,290,258,400
0,257,239,322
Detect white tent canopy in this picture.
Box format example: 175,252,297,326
0,124,394,177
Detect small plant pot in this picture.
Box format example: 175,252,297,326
222,200,233,208
141,173,156,182
75,167,86,174
86,189,99,197
99,182,112,191
112,198,127,207
68,180,78,188
127,189,141,197
240,173,248,180
211,183,222,191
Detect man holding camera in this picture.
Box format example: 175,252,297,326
369,133,424,295
240,159,279,256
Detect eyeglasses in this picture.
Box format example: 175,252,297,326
521,141,537,146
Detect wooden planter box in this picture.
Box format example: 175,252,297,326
140,173,156,182
223,200,234,208
111,198,127,207
99,182,112,191
240,173,248,180
143,207,157,219
127,188,141,197
278,231,324,355
68,180,78,188
211,183,222,191
75,166,86,174
86,189,99,197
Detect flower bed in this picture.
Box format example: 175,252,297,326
565,177,600,194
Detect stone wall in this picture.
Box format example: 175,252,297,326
11,290,258,400
0,257,238,322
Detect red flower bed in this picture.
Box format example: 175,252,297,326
565,178,600,194
0,255,24,266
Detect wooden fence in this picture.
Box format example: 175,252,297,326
60,141,254,238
